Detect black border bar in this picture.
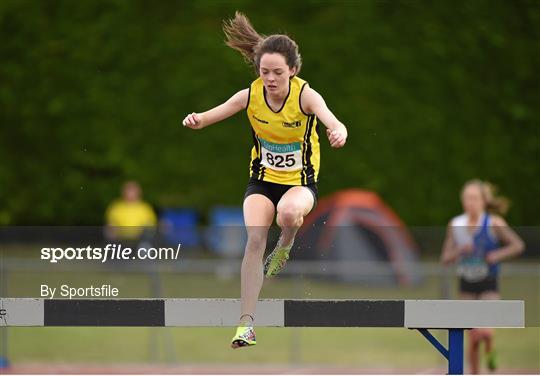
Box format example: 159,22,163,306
284,299,404,327
44,299,165,326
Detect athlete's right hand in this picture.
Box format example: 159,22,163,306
459,243,474,255
182,112,204,129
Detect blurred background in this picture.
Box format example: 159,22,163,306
0,0,539,374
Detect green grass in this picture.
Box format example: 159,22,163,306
6,327,539,370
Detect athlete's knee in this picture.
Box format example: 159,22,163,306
477,328,493,340
245,232,268,253
276,204,304,228
469,329,483,344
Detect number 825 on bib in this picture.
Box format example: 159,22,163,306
259,138,302,172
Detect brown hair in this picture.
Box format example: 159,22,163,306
223,11,302,75
462,179,510,216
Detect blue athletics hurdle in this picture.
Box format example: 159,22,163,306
0,298,525,374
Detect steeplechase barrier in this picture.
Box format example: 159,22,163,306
0,298,525,374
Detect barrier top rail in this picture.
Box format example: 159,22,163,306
0,298,524,328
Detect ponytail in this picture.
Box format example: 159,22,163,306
223,11,302,75
223,11,264,70
483,181,510,216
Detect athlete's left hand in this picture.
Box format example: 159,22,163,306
485,252,499,265
327,128,347,148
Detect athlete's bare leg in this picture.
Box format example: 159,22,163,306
467,290,500,372
478,291,500,354
461,292,481,374
275,186,315,247
239,194,275,324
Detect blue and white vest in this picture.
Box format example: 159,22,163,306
451,212,500,281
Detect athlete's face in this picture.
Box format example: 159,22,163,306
123,181,141,202
461,184,485,216
259,53,296,95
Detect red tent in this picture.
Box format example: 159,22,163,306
294,189,422,286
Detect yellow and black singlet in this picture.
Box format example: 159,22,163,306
246,76,320,186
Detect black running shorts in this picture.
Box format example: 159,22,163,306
244,177,318,208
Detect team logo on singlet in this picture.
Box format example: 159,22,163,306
252,115,268,124
282,120,302,128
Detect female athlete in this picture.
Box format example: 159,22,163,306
183,12,348,349
440,179,524,373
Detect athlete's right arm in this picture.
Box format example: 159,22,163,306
440,222,459,265
182,89,249,130
440,221,473,265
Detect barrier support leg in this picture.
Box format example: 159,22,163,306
416,328,464,375
447,328,464,375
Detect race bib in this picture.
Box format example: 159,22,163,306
457,256,489,282
259,137,302,172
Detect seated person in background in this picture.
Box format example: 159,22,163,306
105,181,157,247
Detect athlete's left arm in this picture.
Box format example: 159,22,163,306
301,87,347,148
486,216,525,264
